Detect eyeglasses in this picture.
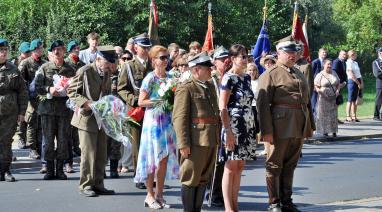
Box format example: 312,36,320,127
120,57,131,61
156,55,169,61
0,48,8,52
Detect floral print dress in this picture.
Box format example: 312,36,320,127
134,71,179,183
219,72,257,161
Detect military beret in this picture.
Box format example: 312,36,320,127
276,35,301,52
18,42,30,53
97,45,117,63
0,38,8,47
188,51,214,68
213,46,229,60
67,40,79,53
134,33,152,47
377,48,382,53
30,39,43,51
48,40,65,52
260,55,277,67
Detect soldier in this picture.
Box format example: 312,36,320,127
117,33,152,189
0,38,29,182
257,36,315,212
206,46,230,208
34,40,76,180
64,40,85,173
173,52,220,212
372,48,382,120
67,45,116,197
19,39,46,160
295,47,313,97
79,32,100,65
12,41,31,149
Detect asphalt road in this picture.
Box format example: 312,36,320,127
1,139,382,212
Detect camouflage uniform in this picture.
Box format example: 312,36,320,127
0,61,28,181
18,56,46,156
34,61,76,179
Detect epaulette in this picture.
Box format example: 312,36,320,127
267,65,278,73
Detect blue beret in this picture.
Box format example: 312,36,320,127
67,40,79,53
134,33,152,47
0,38,8,47
30,39,43,51
377,48,382,53
48,40,65,52
18,42,31,53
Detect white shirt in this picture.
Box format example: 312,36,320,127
346,59,362,79
251,79,258,106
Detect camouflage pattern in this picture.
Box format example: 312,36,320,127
34,61,76,161
65,55,85,71
0,61,28,163
18,56,46,150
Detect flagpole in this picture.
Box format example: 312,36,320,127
263,0,268,21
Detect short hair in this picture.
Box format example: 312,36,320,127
173,57,187,68
348,49,356,57
87,32,100,40
149,45,168,59
189,41,201,50
229,44,247,57
319,48,328,53
168,43,180,51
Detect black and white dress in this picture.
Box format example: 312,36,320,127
219,72,257,161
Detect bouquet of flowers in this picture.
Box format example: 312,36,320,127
52,74,72,97
90,95,138,147
156,78,177,113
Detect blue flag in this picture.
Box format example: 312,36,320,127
251,20,271,75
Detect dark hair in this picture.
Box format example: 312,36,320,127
229,44,247,57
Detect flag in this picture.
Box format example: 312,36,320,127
292,7,310,62
202,12,214,52
251,20,271,74
302,15,309,47
148,0,160,45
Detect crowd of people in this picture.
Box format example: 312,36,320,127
1,30,382,212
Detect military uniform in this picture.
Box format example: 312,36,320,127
295,58,314,96
0,54,29,181
18,53,46,158
35,54,76,180
173,52,220,212
257,37,315,212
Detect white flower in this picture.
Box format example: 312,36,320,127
158,88,165,97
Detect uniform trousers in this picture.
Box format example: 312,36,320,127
374,88,382,118
0,115,17,164
78,129,107,190
41,115,70,160
265,138,304,204
26,99,40,151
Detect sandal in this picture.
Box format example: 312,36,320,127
156,197,171,209
345,116,352,122
352,116,360,122
144,199,162,209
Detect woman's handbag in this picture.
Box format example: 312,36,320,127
356,95,363,105
336,94,344,105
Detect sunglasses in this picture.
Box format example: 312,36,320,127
156,55,169,61
120,57,131,61
237,55,248,60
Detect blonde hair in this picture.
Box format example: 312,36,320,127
348,49,356,57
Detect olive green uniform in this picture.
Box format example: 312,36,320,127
295,58,314,96
257,63,315,206
18,56,46,153
0,61,28,179
173,78,220,211
67,63,111,191
117,56,150,170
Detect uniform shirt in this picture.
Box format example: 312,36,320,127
346,59,362,79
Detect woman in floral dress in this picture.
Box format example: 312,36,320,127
135,45,178,209
219,44,257,211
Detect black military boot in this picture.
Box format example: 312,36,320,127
181,185,196,212
43,160,55,180
194,185,207,212
56,160,67,180
109,160,119,178
2,163,16,182
266,176,282,212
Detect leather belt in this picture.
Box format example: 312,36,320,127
273,103,302,109
192,117,219,124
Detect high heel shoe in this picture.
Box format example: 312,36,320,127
156,197,171,209
144,199,162,209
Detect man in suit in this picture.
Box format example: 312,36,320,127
67,45,116,197
117,33,152,189
332,50,348,123
311,48,328,118
257,36,315,212
372,48,382,120
173,52,220,212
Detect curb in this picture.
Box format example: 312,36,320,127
300,196,382,211
11,157,80,170
305,134,382,144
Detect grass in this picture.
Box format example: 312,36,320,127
337,73,375,119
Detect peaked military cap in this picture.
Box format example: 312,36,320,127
276,35,301,52
97,45,117,63
48,40,65,52
134,33,152,47
213,46,229,60
67,40,79,53
30,39,43,51
0,38,9,47
188,51,214,68
18,42,30,53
